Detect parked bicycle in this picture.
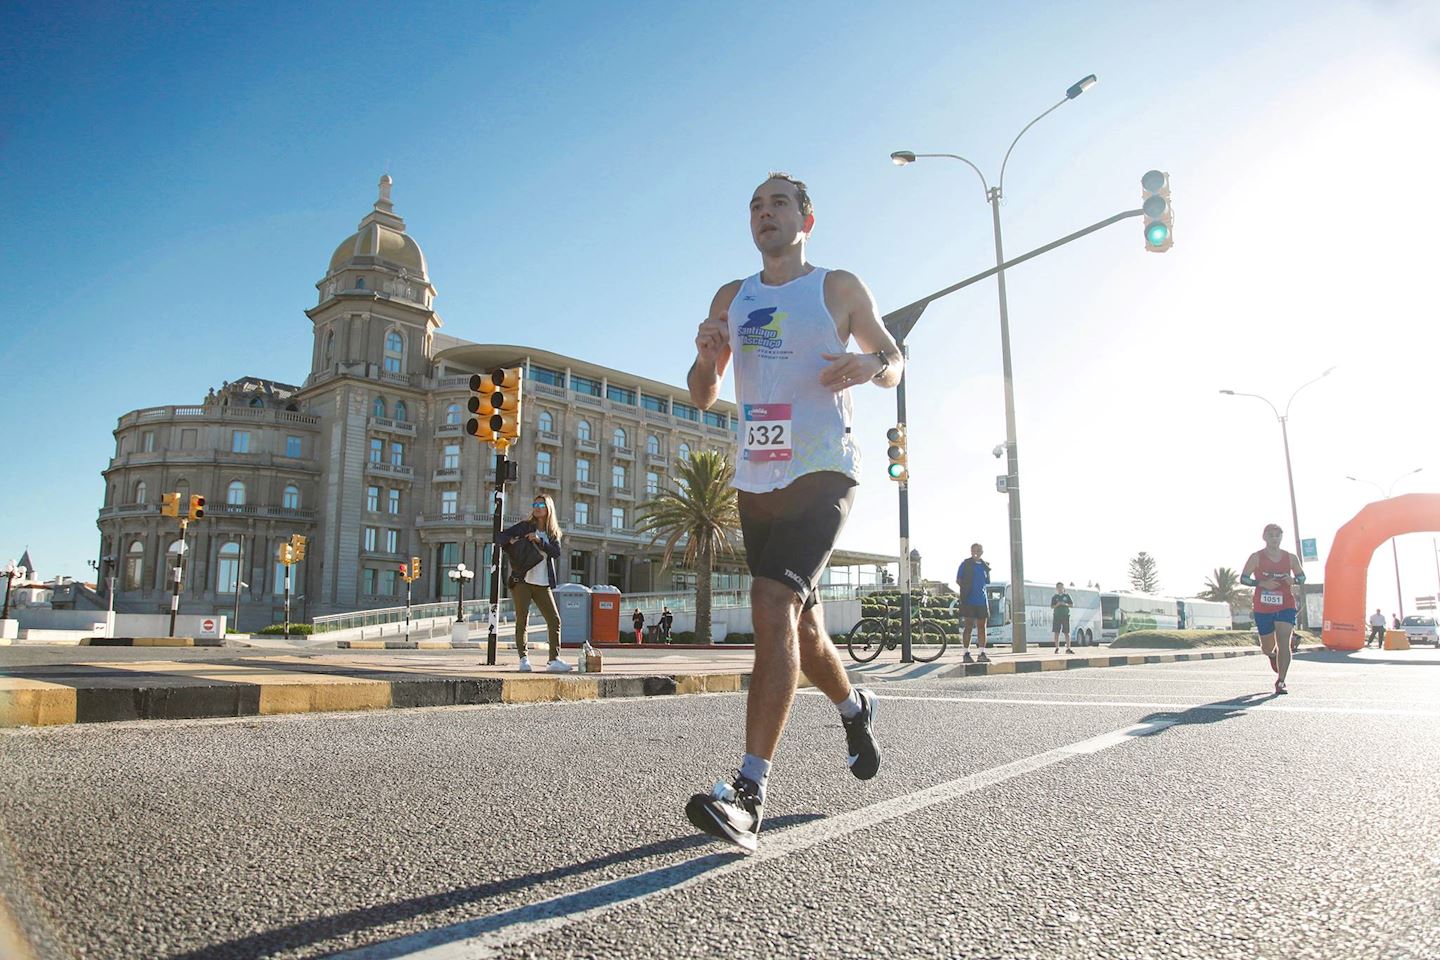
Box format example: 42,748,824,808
846,594,950,663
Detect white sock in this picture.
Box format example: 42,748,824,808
836,688,863,720
738,753,771,802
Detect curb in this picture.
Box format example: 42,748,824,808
942,646,1263,678
335,641,485,650
81,637,225,648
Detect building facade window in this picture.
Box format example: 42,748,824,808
394,400,408,422
575,501,590,526
134,480,147,504
373,396,387,418
576,458,591,483
704,410,728,429
180,428,197,450
143,431,156,452
217,542,241,594
324,330,334,366
441,490,458,515
571,375,601,398
367,486,380,511
538,410,554,432
124,542,144,590
390,441,404,466
673,400,699,422
442,444,460,469
227,480,245,506
569,550,590,584
612,427,627,448
641,394,667,414
577,419,592,441
362,567,378,595
286,435,303,458
364,527,377,551
275,558,301,596
384,330,404,373
445,403,461,425
646,434,661,456
611,507,626,530
606,384,636,406
388,489,401,514
380,569,398,596
529,365,564,387
537,451,552,476
437,542,460,598
232,431,250,453
646,471,660,496
678,442,691,461
612,464,627,489
385,529,399,554
283,485,300,509
369,438,383,463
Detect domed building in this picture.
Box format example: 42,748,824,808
96,177,805,627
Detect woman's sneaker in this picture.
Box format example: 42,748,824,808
1274,679,1288,695
841,687,881,780
517,656,533,673
685,776,763,853
546,658,573,673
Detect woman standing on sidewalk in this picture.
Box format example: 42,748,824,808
498,495,570,673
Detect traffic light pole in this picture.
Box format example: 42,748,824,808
485,451,508,666
168,519,189,637
405,580,413,644
283,566,291,639
894,342,914,664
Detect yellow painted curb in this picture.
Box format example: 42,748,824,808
502,678,561,703
135,637,196,647
1127,655,1147,665
556,678,600,701
986,661,1017,674
0,680,78,727
416,640,451,649
258,679,391,715
704,674,742,693
673,675,707,695
1040,659,1066,671
347,640,387,649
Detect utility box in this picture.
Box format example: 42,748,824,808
591,585,621,643
554,583,591,648
1384,629,1410,651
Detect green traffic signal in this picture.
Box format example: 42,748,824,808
887,461,907,480
1146,222,1170,247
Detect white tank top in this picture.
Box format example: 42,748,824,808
726,266,860,493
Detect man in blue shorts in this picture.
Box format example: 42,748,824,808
1241,523,1304,694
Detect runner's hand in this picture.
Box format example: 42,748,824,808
695,316,728,365
819,352,882,392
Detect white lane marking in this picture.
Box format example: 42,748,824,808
328,718,1178,960
865,686,1440,707
802,691,1440,718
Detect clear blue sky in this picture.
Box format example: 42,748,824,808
3,0,1438,611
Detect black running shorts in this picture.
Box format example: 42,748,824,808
738,471,857,610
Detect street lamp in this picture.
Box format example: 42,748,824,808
1346,468,1424,619
449,563,475,622
1219,365,1335,628
2,561,29,622
88,555,117,614
890,73,1098,653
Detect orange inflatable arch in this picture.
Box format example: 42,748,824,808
1322,493,1440,651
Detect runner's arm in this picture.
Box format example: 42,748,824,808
820,270,903,390
689,280,741,410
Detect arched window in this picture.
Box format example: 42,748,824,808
445,403,461,426
537,451,552,476
355,277,366,290
612,464,626,488
646,434,660,456
612,427,627,448
227,480,246,506
577,419,592,441
538,410,554,432
372,396,386,419
167,539,185,558
249,396,265,408
324,330,334,367
282,485,300,510
394,400,408,423
217,542,241,595
677,443,691,461
134,480,147,504
384,330,404,373
124,541,145,591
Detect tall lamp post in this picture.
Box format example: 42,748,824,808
1219,366,1335,628
1346,468,1424,619
891,73,1097,653
88,555,116,614
449,563,474,623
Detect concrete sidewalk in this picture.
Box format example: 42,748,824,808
0,644,1288,728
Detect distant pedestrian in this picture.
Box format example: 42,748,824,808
1051,582,1074,654
660,606,674,640
1368,609,1385,647
1241,522,1304,695
1392,613,1402,631
955,544,992,663
633,608,646,644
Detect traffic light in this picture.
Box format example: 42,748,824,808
161,492,181,518
410,555,422,580
398,562,408,579
290,534,307,561
465,367,524,447
187,494,206,520
278,543,294,566
1141,170,1173,252
886,425,908,482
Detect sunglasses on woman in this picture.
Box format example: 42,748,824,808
532,502,548,510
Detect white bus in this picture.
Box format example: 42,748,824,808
1176,597,1232,631
1100,591,1180,642
983,582,1103,646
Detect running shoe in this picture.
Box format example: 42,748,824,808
517,656,533,673
1274,679,1288,695
977,651,990,663
962,650,974,663
686,776,763,853
841,687,880,780
546,658,573,673
1066,647,1074,655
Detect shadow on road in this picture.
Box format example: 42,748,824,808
168,813,824,960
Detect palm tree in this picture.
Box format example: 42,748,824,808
635,449,740,644
1200,566,1251,615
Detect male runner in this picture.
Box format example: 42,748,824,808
1051,582,1074,654
684,172,903,852
955,544,991,663
1241,523,1304,694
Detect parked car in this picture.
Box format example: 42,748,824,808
1400,615,1439,646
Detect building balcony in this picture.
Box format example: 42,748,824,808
535,473,560,490
610,486,634,502
573,392,603,408
432,467,461,484
575,480,599,495
368,416,417,438
211,504,319,521
365,461,414,480
576,437,599,453
98,503,158,519
117,404,320,430
572,522,606,535
436,423,463,437
532,383,567,399
646,453,668,468
537,430,561,446
436,376,471,389
417,511,524,529
106,450,321,474
611,445,634,461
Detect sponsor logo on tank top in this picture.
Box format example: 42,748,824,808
739,307,792,355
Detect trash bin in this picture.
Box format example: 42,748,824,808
591,585,621,643
554,583,592,649
646,623,662,644
1384,629,1410,651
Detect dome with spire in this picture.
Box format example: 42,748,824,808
326,174,429,279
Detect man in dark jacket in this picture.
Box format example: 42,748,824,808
955,543,992,663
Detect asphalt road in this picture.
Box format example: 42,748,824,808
2,650,1437,959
